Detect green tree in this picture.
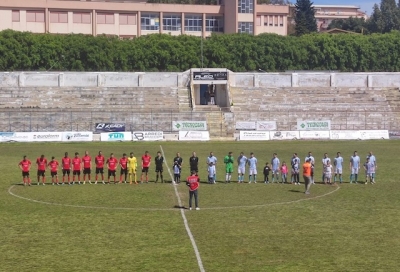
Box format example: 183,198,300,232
328,17,368,33
294,0,317,36
368,0,400,33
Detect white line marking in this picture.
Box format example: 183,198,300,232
160,145,206,272
7,185,177,211
8,184,340,211
201,185,341,210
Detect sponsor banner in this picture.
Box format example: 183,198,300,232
100,132,132,141
330,130,361,140
299,131,330,140
172,121,207,131
62,132,93,142
359,130,389,140
0,132,32,142
193,71,228,81
132,131,164,141
270,131,299,140
178,131,210,141
239,131,270,141
256,121,277,131
235,122,256,130
389,131,400,139
95,123,125,132
32,132,63,142
297,120,331,131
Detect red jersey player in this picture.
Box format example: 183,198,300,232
119,153,128,183
18,155,32,186
82,150,92,184
72,152,82,185
36,155,47,185
61,152,71,185
186,171,200,210
106,153,118,184
95,151,105,184
141,151,151,183
48,156,59,185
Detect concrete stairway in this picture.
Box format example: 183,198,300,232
0,87,180,110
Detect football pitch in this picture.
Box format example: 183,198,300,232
1,140,400,272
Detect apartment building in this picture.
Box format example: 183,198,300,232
0,0,289,38
289,4,368,32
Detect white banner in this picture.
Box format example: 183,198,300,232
100,132,132,141
0,132,32,142
239,131,270,141
359,130,389,140
297,120,331,131
236,122,256,130
172,121,207,131
299,131,330,140
132,131,164,141
270,131,299,140
62,132,93,142
179,131,210,141
32,132,63,142
330,130,361,140
256,121,277,131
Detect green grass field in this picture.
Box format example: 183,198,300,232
1,140,400,272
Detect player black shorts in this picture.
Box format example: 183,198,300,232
22,171,29,177
96,167,104,174
51,171,58,177
73,170,81,176
120,168,128,175
108,170,116,177
83,168,91,175
190,166,198,172
62,169,70,176
155,167,163,173
37,170,45,177
142,167,149,173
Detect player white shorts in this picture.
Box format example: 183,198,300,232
272,169,279,175
335,168,342,174
249,169,257,175
238,167,245,174
351,167,359,175
324,172,332,179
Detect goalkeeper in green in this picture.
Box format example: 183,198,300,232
224,152,234,183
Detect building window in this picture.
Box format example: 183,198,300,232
50,11,68,23
120,14,136,25
205,16,223,32
274,15,278,26
279,15,283,27
73,12,91,24
163,14,181,31
238,0,253,13
141,13,159,30
256,15,261,26
238,22,253,34
269,16,273,26
12,10,20,22
184,15,202,32
97,13,114,24
26,11,45,22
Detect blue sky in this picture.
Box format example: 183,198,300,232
312,0,378,15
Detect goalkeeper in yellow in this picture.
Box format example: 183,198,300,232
128,152,138,184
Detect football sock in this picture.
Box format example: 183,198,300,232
355,174,358,182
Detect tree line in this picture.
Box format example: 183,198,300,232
1,29,400,72
329,0,400,34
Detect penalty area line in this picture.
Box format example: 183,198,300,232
160,145,205,272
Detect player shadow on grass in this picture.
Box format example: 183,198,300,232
288,189,303,193
173,205,187,209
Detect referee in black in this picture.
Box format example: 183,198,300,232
155,151,164,183
189,151,199,175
